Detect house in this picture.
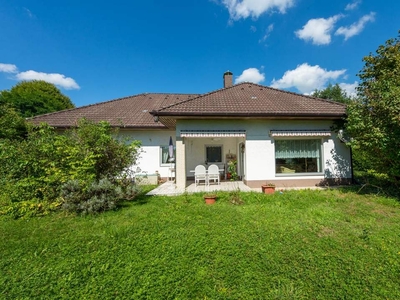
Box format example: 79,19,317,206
30,72,351,189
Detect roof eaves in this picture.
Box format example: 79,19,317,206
152,111,346,118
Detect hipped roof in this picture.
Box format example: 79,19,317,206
29,93,199,129
152,83,346,117
30,82,346,129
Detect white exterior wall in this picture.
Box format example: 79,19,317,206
244,119,351,182
118,119,352,186
119,130,175,178
323,136,352,179
177,119,351,183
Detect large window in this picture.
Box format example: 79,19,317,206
160,146,175,166
206,145,222,163
275,139,322,174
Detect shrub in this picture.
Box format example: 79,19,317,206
60,177,140,215
0,199,62,219
0,119,141,217
64,119,141,180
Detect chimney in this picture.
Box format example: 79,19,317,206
223,71,233,88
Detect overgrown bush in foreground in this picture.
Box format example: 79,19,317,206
0,119,141,218
60,178,139,215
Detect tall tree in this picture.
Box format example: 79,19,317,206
346,31,400,181
312,83,352,104
0,80,74,117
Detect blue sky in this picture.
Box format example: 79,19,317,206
0,0,398,107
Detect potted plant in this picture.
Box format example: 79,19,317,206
227,160,238,181
261,183,276,194
204,194,217,205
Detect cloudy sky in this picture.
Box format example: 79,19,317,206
0,0,398,106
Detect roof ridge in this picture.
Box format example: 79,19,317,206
154,82,345,113
154,83,241,112
254,83,347,107
145,92,199,96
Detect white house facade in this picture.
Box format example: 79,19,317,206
166,119,351,189
30,72,351,189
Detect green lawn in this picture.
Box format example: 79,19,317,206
1,188,400,299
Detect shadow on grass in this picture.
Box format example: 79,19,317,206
118,185,156,208
336,174,400,201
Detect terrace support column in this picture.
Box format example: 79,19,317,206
175,137,187,189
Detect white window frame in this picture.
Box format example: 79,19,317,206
274,138,324,176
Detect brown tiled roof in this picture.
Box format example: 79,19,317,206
153,82,346,118
29,93,199,128
29,82,346,129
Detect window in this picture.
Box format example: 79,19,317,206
275,139,322,174
160,146,175,166
205,145,222,163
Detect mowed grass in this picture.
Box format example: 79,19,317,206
1,188,400,299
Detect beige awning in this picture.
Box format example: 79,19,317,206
270,130,331,137
180,130,246,138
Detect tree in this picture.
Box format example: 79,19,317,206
0,80,74,118
312,83,352,104
0,102,27,139
346,31,400,181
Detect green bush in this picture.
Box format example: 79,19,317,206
0,199,61,219
60,178,118,214
0,119,141,217
0,102,27,140
60,177,140,215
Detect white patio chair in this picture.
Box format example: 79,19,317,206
207,164,220,185
194,165,207,187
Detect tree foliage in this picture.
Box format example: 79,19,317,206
0,102,27,139
312,83,352,104
0,80,74,117
0,119,141,217
346,31,400,181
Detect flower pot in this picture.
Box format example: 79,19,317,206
262,185,275,194
204,195,217,205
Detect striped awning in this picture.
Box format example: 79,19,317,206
180,130,246,138
270,130,331,137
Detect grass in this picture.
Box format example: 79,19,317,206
1,188,400,299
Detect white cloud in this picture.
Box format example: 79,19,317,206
250,25,257,32
235,68,265,84
271,63,346,94
295,14,343,45
221,0,295,20
0,63,80,90
335,12,375,40
345,0,361,11
23,7,36,19
0,63,18,73
339,81,358,97
259,23,274,43
16,70,80,90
